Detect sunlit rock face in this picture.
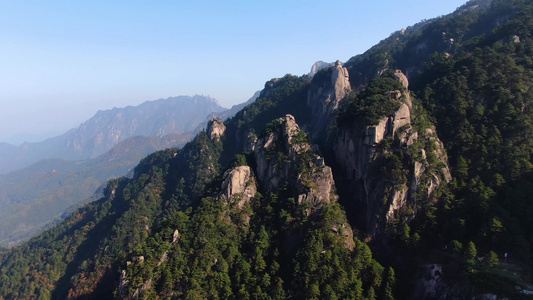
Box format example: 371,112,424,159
307,60,351,138
307,69,451,235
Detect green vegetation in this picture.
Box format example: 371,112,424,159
222,74,311,158
0,129,222,298
338,71,404,126
120,189,389,299
408,0,533,265
0,133,189,247
0,114,393,299
3,1,533,299
337,0,533,297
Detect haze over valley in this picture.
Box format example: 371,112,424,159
2,1,533,299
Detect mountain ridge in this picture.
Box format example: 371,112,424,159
0,92,263,246
1,0,533,298
0,95,226,174
0,132,191,247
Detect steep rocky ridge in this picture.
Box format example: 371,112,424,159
119,114,361,299
334,81,451,235
2,1,533,298
218,165,257,209
253,115,355,251
307,60,351,137
307,65,451,236
337,72,450,235
254,115,336,208
206,118,226,141
221,60,452,240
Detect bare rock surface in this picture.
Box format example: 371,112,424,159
331,70,452,235
206,118,226,141
219,165,257,209
307,60,351,137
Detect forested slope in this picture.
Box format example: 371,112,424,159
1,0,533,299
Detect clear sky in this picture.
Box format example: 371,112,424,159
0,0,468,145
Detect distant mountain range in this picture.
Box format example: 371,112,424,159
3,1,533,298
194,91,261,132
0,93,258,246
0,95,226,174
0,133,190,246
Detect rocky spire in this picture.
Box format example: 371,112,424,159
206,118,226,141
306,60,352,137
331,60,351,106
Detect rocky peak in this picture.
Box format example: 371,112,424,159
393,69,409,90
308,61,334,77
392,103,411,138
253,115,336,207
333,70,451,235
331,60,351,105
307,59,352,137
206,118,226,141
219,165,257,209
252,115,354,249
281,115,305,151
363,83,412,147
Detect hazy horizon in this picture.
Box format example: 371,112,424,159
1,0,468,144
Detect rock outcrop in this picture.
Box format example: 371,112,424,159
414,264,510,300
330,70,451,235
308,61,334,77
307,60,351,137
252,114,354,249
219,165,257,209
253,115,336,208
414,264,447,299
305,64,451,235
332,60,351,102
206,118,226,141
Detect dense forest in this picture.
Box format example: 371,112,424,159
1,0,533,299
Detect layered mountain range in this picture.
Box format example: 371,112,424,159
1,0,533,299
0,95,225,175
0,94,261,247
0,133,191,247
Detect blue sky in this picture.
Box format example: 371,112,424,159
0,0,468,144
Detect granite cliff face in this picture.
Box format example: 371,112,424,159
333,71,450,235
219,165,257,209
235,114,354,249
209,113,354,249
254,115,336,208
206,118,226,141
307,60,351,137
306,66,451,236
